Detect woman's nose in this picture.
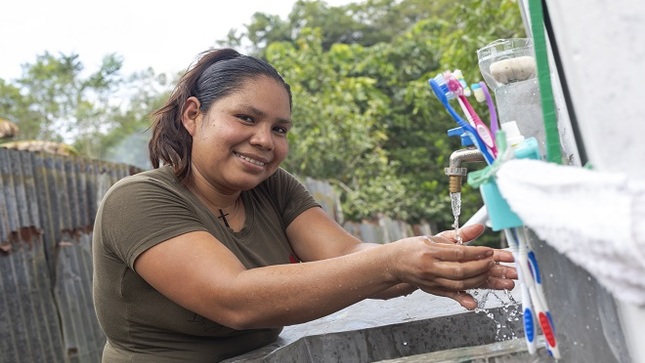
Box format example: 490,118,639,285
250,126,274,150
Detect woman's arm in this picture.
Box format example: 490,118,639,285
134,216,504,330
283,207,414,299
286,208,515,301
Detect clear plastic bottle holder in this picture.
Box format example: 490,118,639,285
476,38,535,91
479,137,540,231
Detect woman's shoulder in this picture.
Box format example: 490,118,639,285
255,168,316,203
112,165,178,187
265,167,301,185
102,166,182,201
255,168,306,195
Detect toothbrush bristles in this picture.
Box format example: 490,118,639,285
472,87,486,103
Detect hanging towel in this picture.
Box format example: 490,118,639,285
495,159,645,305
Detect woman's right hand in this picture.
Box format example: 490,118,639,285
385,224,512,309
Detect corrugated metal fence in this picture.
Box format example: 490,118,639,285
0,148,434,363
0,148,140,363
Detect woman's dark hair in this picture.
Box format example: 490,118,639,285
148,48,292,182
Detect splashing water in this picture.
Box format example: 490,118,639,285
473,289,521,341
450,192,463,244
449,191,521,341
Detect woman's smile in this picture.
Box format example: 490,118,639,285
234,151,268,167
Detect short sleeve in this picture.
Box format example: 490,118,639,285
263,168,321,227
96,175,207,270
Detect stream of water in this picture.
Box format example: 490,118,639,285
450,192,462,244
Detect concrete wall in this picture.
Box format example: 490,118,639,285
517,1,645,361
544,1,645,361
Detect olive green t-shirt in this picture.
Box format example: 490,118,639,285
92,166,320,362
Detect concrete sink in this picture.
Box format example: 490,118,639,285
222,288,549,362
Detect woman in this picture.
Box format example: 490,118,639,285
92,48,516,362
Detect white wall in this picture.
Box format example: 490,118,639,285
544,1,645,361
546,0,645,178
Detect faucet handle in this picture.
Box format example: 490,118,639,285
447,127,474,147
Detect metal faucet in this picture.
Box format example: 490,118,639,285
444,148,486,193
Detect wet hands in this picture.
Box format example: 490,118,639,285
387,224,517,310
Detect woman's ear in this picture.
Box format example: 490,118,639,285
181,97,202,136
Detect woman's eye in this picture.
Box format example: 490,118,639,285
274,126,289,135
238,115,254,123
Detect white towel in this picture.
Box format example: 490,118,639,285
495,159,645,305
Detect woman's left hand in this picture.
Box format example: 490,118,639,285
419,224,518,309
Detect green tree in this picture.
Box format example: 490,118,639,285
436,0,526,81
231,0,452,56
0,52,172,163
0,80,41,138
98,68,173,169
268,29,408,220
6,52,123,149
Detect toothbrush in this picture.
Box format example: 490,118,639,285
446,70,476,128
471,81,500,137
480,82,499,136
447,70,498,158
450,73,479,128
504,228,537,355
428,74,495,165
517,228,561,359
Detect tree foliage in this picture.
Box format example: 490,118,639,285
96,68,172,168
14,52,122,143
267,30,407,219
232,0,455,56
0,52,172,167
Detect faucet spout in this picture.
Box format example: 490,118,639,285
444,148,486,193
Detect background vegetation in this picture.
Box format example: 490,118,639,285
0,0,525,246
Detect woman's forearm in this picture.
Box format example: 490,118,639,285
210,244,398,329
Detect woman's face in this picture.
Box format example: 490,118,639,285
183,76,292,193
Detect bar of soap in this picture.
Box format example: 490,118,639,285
489,56,536,84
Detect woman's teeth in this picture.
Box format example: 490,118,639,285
236,153,266,166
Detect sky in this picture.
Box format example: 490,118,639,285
0,0,354,81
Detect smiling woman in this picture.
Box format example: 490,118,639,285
91,48,517,363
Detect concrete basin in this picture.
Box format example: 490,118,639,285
222,287,543,362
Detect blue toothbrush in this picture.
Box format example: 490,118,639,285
504,228,537,354
517,228,561,359
429,74,495,165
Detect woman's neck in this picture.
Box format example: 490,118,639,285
187,182,240,210
186,177,245,230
